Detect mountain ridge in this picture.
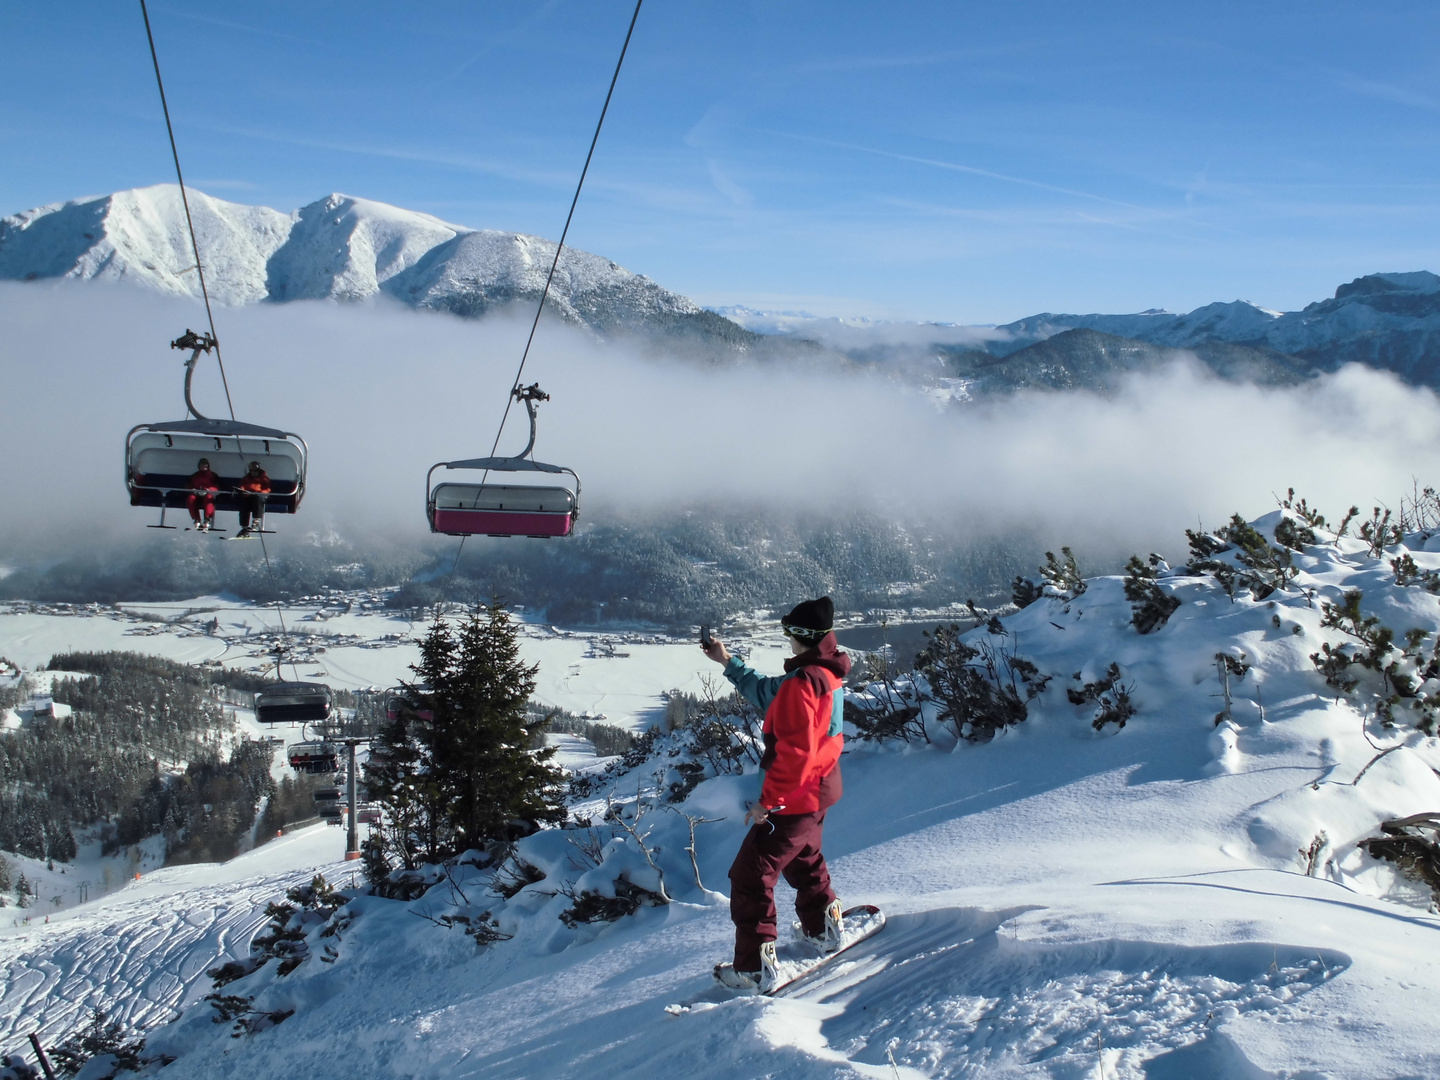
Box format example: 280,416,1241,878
5,185,1439,387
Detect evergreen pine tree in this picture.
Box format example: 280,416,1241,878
362,692,443,872
394,601,566,860
433,600,566,847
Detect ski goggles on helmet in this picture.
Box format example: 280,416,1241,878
782,623,829,639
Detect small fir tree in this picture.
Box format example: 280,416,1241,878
424,600,566,850
369,602,566,866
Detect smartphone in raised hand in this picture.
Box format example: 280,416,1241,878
700,624,713,647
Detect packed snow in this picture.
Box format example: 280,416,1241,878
2,511,1439,1077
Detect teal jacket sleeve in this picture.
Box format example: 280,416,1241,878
724,656,785,713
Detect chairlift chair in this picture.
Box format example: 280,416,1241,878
254,682,334,726
427,384,579,539
127,331,308,529
355,803,381,826
385,686,435,724
312,787,343,805
288,740,340,774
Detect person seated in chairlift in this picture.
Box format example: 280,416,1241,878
187,458,220,531
237,460,271,537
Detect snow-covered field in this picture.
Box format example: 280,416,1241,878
0,596,791,731
3,514,1440,1077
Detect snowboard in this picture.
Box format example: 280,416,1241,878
665,905,885,1015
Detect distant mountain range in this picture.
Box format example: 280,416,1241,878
4,185,1439,391
0,185,801,365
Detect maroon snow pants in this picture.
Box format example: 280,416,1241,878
729,808,836,972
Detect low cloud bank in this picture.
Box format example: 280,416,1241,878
2,281,1437,566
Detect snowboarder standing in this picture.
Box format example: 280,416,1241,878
702,596,851,991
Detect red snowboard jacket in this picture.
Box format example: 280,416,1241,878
723,633,850,815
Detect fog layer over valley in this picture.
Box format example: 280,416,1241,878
3,282,1438,622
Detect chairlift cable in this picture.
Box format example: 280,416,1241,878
138,0,236,422
140,1,299,679
444,0,642,585
483,0,644,462
258,532,303,683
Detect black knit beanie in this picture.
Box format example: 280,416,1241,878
781,596,834,644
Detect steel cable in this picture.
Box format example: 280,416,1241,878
446,0,643,591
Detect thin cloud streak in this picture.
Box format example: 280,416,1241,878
190,123,572,197
762,129,1155,212
153,8,326,47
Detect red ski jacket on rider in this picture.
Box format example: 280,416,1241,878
190,468,220,491
724,633,851,815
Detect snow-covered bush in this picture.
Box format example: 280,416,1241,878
1123,555,1182,634
1066,663,1137,731
1358,813,1440,907
1186,514,1299,601
558,829,669,927
1309,589,1440,733
1010,575,1043,609
48,1009,146,1078
1038,548,1086,601
916,624,1052,743
845,678,926,743
0,1055,39,1080
1357,506,1403,557
207,875,351,992
1391,553,1440,593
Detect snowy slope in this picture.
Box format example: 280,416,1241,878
4,510,1440,1077
0,826,352,1049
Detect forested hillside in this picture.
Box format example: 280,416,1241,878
0,653,274,866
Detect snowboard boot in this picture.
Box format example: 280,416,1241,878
758,940,778,992
797,898,845,954
714,941,779,994
713,963,761,993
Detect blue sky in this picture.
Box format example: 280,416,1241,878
5,1,1440,322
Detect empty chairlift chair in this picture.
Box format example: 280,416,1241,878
126,331,308,529
254,682,334,726
427,384,579,539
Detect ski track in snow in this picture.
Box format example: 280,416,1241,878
0,827,351,1051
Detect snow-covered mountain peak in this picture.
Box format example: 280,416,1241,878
1338,270,1440,298
0,186,720,341
267,191,464,302
0,184,292,304
1145,298,1282,348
